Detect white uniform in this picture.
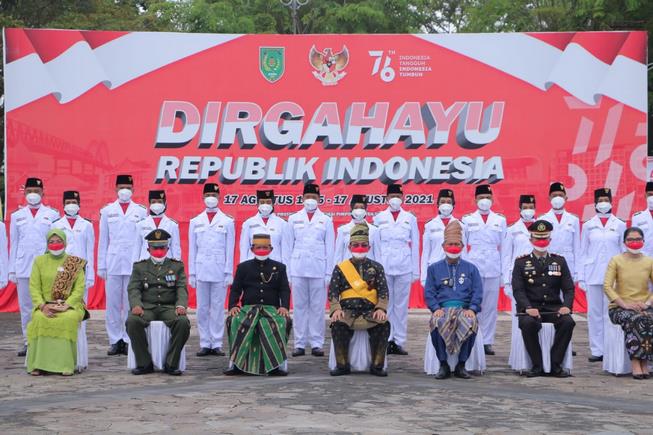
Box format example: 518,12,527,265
420,215,460,286
188,209,235,350
631,210,653,258
540,210,581,280
334,220,381,265
52,215,95,293
98,200,147,345
373,208,419,347
0,222,8,289
133,215,181,262
239,213,290,264
9,205,60,341
579,214,626,357
462,210,506,346
287,208,335,350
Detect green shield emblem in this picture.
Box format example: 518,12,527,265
259,47,285,83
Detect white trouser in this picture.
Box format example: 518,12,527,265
105,274,130,345
291,276,326,349
586,284,608,357
479,276,500,346
387,273,412,347
16,278,32,344
196,280,227,349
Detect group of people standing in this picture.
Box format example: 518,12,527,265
4,175,653,379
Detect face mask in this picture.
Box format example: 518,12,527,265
596,201,612,214
48,242,65,256
253,248,272,261
477,198,492,211
351,246,370,259
647,196,653,210
351,208,367,221
150,247,168,259
625,240,644,254
444,245,463,259
204,196,219,209
26,193,41,206
438,203,453,217
117,188,132,202
532,239,550,252
550,196,565,210
150,203,165,215
64,203,80,216
388,197,402,211
520,209,536,221
258,204,273,217
304,198,318,211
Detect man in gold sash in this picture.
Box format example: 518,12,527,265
328,224,390,376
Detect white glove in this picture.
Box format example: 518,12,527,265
578,281,586,291
420,280,426,288
8,273,16,284
97,269,107,280
0,280,7,290
224,274,233,286
189,275,197,288
503,284,513,298
412,274,420,284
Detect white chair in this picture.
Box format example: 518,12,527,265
603,321,632,375
127,321,187,371
424,328,486,375
25,322,87,372
510,322,573,374
328,329,388,371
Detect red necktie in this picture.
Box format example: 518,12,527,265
206,211,217,223
600,217,608,227
67,218,76,228
120,203,129,214
481,214,488,224
153,217,162,228
441,217,450,227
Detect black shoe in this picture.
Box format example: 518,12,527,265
17,345,27,357
131,364,154,375
370,366,388,377
196,347,213,357
268,367,288,376
633,374,646,380
484,345,495,356
107,342,121,356
550,368,570,378
120,340,129,356
454,363,471,379
392,344,408,355
572,351,577,356
311,347,324,357
386,341,397,354
330,366,351,376
223,366,244,376
643,373,650,379
212,348,225,356
292,348,305,357
526,367,544,378
163,364,182,376
435,362,451,379
588,355,603,363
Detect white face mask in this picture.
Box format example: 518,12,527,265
117,188,132,202
550,196,565,210
596,201,612,214
64,203,80,216
304,198,318,211
149,203,165,215
49,248,65,256
388,197,402,211
254,253,271,261
352,252,367,259
626,246,642,255
647,196,653,210
151,255,166,264
204,196,219,209
351,208,367,222
520,209,536,221
438,203,453,217
477,198,492,212
26,192,41,206
258,204,273,217
445,251,461,259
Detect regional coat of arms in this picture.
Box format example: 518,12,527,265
309,45,349,86
260,47,285,83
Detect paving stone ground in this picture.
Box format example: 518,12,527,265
0,310,651,434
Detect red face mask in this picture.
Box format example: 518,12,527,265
150,247,168,258
253,248,272,257
625,241,644,250
48,242,65,251
532,239,550,248
351,246,370,254
444,245,463,254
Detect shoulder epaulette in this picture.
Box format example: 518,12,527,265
549,252,563,257
169,258,182,263
462,213,472,218
83,217,93,223
52,216,64,223
224,213,234,220
634,211,643,216
617,217,626,223
137,204,146,209
516,253,530,259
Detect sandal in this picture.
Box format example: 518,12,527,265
30,369,42,376
61,372,74,377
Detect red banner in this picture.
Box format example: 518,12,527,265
1,29,648,312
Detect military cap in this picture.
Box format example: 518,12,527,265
350,223,369,243
145,229,171,247
529,220,553,239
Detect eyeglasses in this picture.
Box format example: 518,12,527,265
625,237,644,242
350,243,369,248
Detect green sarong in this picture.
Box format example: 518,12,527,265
227,305,291,375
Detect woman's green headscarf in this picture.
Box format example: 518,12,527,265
46,228,67,245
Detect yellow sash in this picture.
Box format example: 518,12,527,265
338,260,378,305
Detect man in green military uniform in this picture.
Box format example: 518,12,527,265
126,229,191,375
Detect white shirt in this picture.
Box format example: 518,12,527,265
133,214,181,262
501,219,533,286
579,214,626,285
98,200,147,276
287,208,335,279
239,213,290,265
420,215,461,285
373,208,420,278
631,209,653,258
540,209,581,280
0,221,9,286
462,210,506,278
188,209,235,283
52,215,95,287
9,205,60,278
334,220,381,265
